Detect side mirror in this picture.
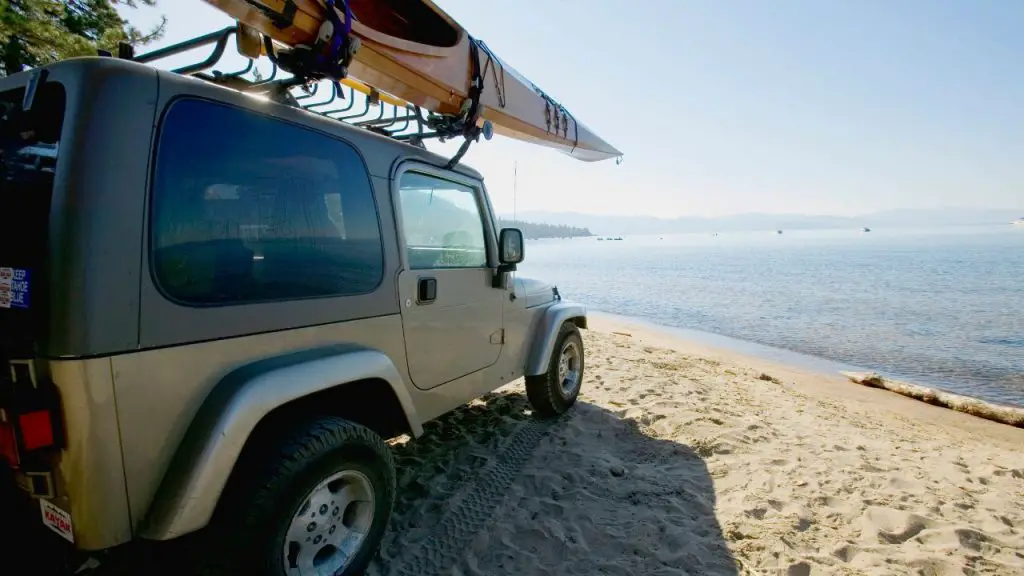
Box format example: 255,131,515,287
499,228,524,265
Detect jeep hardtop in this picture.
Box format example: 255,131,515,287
0,44,586,575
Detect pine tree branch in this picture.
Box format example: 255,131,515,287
1,0,166,75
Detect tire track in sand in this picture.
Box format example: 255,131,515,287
385,418,555,576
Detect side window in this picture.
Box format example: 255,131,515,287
150,98,384,305
397,172,489,270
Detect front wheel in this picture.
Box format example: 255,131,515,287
205,417,395,576
526,322,585,418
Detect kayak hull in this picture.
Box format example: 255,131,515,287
201,0,621,161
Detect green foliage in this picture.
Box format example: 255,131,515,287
498,219,592,239
0,0,166,76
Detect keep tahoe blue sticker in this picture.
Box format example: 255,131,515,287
0,267,30,309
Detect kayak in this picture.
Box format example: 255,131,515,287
201,0,621,162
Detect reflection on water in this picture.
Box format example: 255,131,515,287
518,226,1024,407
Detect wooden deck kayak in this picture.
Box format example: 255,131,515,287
201,0,621,162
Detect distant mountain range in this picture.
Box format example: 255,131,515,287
501,208,1023,236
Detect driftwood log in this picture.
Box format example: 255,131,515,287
842,371,1024,428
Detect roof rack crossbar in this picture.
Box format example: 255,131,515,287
124,28,477,154
302,82,341,109
383,111,416,134
357,105,401,128
219,59,254,79
173,31,235,76
334,97,372,121
133,26,240,79
317,87,358,115
135,26,236,63
354,102,387,125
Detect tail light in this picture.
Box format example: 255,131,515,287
0,360,63,468
18,410,55,451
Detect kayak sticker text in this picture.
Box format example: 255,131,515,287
0,267,30,310
40,498,75,543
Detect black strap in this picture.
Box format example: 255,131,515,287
446,37,486,168
477,40,506,109
463,38,484,137
245,0,297,30
565,105,579,154
541,93,579,154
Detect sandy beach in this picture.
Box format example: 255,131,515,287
368,316,1024,576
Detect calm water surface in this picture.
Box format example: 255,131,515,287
517,226,1024,407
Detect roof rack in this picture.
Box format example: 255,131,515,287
119,27,474,153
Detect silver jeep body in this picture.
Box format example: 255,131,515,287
0,57,585,554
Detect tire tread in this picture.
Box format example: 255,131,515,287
202,417,395,576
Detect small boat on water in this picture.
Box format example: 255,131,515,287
862,227,872,232
1012,217,1024,226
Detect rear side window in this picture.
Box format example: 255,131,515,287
150,98,383,305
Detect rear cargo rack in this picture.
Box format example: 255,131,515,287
119,27,479,156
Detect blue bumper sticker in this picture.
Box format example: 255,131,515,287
0,267,30,309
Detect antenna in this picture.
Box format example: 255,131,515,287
513,160,518,222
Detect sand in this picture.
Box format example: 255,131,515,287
368,316,1024,576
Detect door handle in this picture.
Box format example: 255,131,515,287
417,277,437,304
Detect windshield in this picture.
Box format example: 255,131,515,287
0,80,66,355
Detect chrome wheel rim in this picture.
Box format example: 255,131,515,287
282,469,375,575
558,339,581,396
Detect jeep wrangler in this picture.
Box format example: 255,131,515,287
0,50,586,575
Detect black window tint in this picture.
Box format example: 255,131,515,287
0,82,65,354
150,98,383,305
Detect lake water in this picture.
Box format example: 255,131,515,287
516,225,1024,407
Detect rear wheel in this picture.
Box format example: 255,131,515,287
526,322,585,418
205,417,395,576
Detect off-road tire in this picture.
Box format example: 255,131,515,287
203,416,395,576
526,322,585,418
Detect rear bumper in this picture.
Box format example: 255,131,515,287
0,467,174,574
0,465,76,575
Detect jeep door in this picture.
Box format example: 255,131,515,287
393,165,504,390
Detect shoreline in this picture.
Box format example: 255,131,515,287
586,313,1024,445
590,310,863,375
588,310,1024,412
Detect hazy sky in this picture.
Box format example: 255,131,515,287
124,1,1023,218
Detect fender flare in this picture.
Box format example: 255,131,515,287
525,302,588,376
139,346,421,541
